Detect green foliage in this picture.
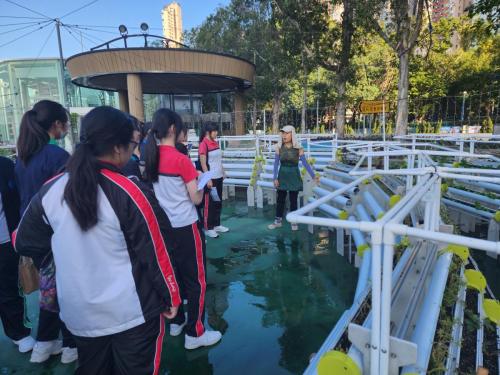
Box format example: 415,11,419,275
187,1,498,134
186,0,297,110
372,119,380,135
344,124,355,135
385,120,393,135
467,0,500,31
481,116,493,133
434,120,443,134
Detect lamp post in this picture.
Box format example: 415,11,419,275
460,91,467,123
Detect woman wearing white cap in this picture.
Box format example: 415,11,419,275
268,125,319,231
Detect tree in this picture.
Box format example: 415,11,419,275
468,0,500,30
273,0,357,137
359,0,427,136
187,0,299,132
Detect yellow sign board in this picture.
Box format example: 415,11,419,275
359,100,392,114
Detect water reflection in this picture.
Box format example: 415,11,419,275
162,201,357,374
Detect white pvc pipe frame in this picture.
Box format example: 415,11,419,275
287,169,500,375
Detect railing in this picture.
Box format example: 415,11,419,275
290,146,500,374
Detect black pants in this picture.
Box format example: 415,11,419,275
37,309,75,347
74,316,164,375
0,241,31,341
202,177,223,230
276,190,299,220
170,221,206,337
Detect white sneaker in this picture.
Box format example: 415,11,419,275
170,321,187,336
13,335,35,353
61,347,78,364
184,330,222,350
204,229,219,238
214,225,229,233
30,340,63,363
268,221,282,230
291,224,299,231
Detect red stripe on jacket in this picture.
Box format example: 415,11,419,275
101,169,181,307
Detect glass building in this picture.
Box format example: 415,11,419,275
0,58,205,145
0,58,117,144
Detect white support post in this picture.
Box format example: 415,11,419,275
256,186,264,208
247,186,255,207
458,141,464,162
336,228,344,256
308,210,314,234
268,189,276,205
368,143,373,171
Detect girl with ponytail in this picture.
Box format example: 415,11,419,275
198,122,227,238
14,100,76,364
15,106,180,374
15,100,70,214
144,108,222,349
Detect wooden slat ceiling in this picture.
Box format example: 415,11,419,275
66,48,255,94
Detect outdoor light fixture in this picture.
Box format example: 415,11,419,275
118,24,128,36
140,22,149,34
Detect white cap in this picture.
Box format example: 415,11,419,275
280,125,295,133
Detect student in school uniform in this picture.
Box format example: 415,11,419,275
14,100,77,364
198,123,228,238
0,156,34,354
15,106,181,374
145,109,222,349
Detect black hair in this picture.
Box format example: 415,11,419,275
199,122,219,143
142,121,152,141
128,115,142,133
64,106,133,231
144,108,186,183
17,100,68,164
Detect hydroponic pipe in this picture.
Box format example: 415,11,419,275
313,187,351,207
447,187,500,207
350,215,371,301
325,169,355,181
226,171,252,178
370,181,390,203
223,178,251,186
256,180,274,188
222,163,254,169
444,266,466,374
363,191,385,219
401,251,453,374
347,243,418,373
320,177,359,195
442,198,495,220
356,204,371,222
307,197,342,218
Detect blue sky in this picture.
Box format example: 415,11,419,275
0,0,229,59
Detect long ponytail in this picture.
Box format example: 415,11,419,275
199,123,206,143
144,131,160,183
144,108,185,183
17,100,68,164
64,106,133,231
64,144,100,231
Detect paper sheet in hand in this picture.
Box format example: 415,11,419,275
197,171,214,190
210,187,221,202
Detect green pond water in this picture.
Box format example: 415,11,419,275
0,197,358,375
